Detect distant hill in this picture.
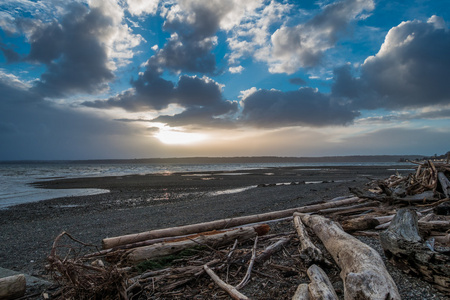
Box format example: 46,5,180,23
1,155,426,164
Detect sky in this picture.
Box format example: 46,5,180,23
0,0,449,160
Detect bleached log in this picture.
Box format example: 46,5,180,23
297,213,400,300
438,172,450,197
307,264,338,300
204,265,249,300
103,197,364,249
0,274,26,300
293,215,325,265
380,208,450,293
126,225,269,263
317,201,376,215
292,283,310,300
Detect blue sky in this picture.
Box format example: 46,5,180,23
0,0,449,160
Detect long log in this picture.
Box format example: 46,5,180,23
103,197,363,249
0,274,26,300
380,208,450,294
306,264,338,300
296,213,400,300
125,225,269,263
293,216,325,266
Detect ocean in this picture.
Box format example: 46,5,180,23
0,161,412,209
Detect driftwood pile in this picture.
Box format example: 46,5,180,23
38,161,450,299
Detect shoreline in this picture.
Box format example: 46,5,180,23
1,165,446,299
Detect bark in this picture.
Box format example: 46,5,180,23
293,215,325,265
438,172,450,198
306,264,338,300
340,215,380,232
204,265,249,300
297,213,400,300
292,283,310,300
0,274,26,300
125,225,269,263
380,208,450,294
103,197,364,249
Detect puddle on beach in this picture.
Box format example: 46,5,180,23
207,186,256,196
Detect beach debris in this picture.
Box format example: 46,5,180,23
296,213,401,300
43,163,450,298
0,274,26,300
102,196,362,249
380,208,450,294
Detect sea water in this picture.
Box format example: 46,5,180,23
0,161,411,209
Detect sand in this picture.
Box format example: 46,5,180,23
0,165,446,299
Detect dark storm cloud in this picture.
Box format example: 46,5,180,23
82,73,238,126
332,17,450,110
8,3,116,98
240,87,359,127
0,76,137,160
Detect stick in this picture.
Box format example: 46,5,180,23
236,236,258,289
203,265,249,300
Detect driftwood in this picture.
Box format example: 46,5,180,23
297,213,400,300
292,283,310,300
204,265,249,300
306,264,338,300
293,215,325,266
438,172,450,198
380,208,450,293
126,225,269,263
340,215,380,232
255,237,290,264
0,274,26,300
102,197,363,249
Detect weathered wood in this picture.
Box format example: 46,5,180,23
317,201,376,215
438,172,450,198
380,208,450,294
293,215,325,265
204,265,249,300
292,283,310,300
340,215,380,232
0,274,26,300
125,225,269,263
306,264,338,300
255,237,291,264
103,197,364,249
298,213,400,300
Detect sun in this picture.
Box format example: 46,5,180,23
155,127,207,145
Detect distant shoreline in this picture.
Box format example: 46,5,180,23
0,154,424,164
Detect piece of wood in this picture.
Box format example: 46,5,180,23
0,274,26,300
438,172,450,197
340,215,380,232
306,264,338,300
103,197,363,249
317,201,376,215
293,215,325,266
292,283,310,300
255,237,290,263
125,225,269,263
297,213,400,300
380,208,450,294
204,265,249,300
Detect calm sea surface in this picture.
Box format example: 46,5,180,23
0,161,411,209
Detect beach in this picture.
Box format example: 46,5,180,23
0,165,447,299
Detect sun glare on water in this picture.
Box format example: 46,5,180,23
155,127,207,145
